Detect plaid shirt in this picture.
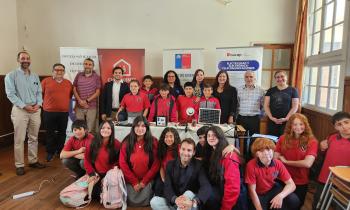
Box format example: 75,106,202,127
237,85,265,116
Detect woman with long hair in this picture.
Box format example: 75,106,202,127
163,70,184,98
204,126,242,210
213,70,238,124
191,69,205,102
84,120,121,199
119,116,160,207
274,113,318,209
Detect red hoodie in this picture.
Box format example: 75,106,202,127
148,95,178,122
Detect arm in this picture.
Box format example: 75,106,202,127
284,98,299,121
196,165,212,204
143,108,149,117
248,184,263,210
221,158,240,210
73,86,88,108
83,145,96,176
270,178,296,209
60,147,85,159
147,101,156,122
118,143,139,186
279,155,316,168
86,88,100,102
264,96,279,124
164,162,177,204
35,76,43,107
100,83,108,117
171,102,178,122
4,73,26,108
141,140,160,185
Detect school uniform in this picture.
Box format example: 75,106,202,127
147,95,177,122
140,87,158,104
120,92,150,118
177,95,199,123
199,96,221,109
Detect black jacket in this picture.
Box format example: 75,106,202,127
100,80,130,116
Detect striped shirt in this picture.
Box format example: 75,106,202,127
73,71,101,108
237,85,265,116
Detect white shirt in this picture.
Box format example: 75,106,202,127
112,80,123,109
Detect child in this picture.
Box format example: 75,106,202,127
60,120,94,178
140,75,158,104
116,79,150,121
177,82,199,124
195,125,209,160
84,120,121,200
274,113,318,209
148,83,178,123
312,111,350,210
245,138,300,210
199,83,221,109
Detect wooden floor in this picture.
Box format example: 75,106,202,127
0,143,316,210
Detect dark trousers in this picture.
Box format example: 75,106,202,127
236,115,260,135
295,184,308,210
91,173,106,201
43,111,69,155
267,119,286,137
62,157,85,177
312,182,325,210
257,183,300,210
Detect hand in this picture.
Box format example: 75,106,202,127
195,97,200,103
279,156,287,163
270,193,283,209
87,175,99,184
79,147,86,153
78,99,89,108
275,118,284,124
222,144,239,157
139,182,146,189
32,104,41,112
101,114,107,121
320,140,328,151
23,105,35,113
133,183,141,192
228,116,234,124
175,196,187,209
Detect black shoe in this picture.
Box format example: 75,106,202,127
29,162,46,169
16,167,25,176
46,153,54,162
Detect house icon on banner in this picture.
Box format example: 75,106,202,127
113,59,131,76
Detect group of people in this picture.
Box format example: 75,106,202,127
4,51,350,210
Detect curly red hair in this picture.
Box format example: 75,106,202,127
251,138,276,156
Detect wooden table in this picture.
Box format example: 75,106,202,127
236,125,246,155
330,166,350,182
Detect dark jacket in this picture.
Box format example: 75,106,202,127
100,80,130,116
164,158,212,205
213,85,238,124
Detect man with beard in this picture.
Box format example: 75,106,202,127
150,138,211,210
5,51,46,176
73,58,101,132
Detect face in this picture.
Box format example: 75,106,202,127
203,88,213,98
244,72,255,86
143,78,153,88
334,118,350,137
207,130,219,147
256,149,274,166
179,142,195,164
83,60,94,74
196,71,204,83
274,72,287,86
160,89,169,98
198,134,206,146
184,86,194,97
53,65,65,80
167,72,176,84
18,53,31,70
218,73,227,84
164,131,175,146
100,122,112,139
113,69,123,80
292,118,305,136
73,127,86,139
134,121,147,137
130,82,140,94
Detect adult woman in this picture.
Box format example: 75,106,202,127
85,120,121,199
264,70,299,137
213,70,238,124
119,116,160,207
274,113,318,209
163,70,184,98
192,69,205,101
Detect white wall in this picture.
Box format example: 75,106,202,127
0,0,18,74
13,0,297,76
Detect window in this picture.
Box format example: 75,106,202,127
302,0,347,114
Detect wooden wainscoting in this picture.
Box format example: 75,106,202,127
0,75,15,146
301,108,335,141
344,76,350,113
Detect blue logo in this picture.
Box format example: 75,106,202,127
218,60,260,71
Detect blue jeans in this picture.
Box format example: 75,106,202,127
150,190,198,210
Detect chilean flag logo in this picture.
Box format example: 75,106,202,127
175,54,191,69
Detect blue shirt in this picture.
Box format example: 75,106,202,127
5,68,43,108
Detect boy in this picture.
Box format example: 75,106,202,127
60,120,93,178
195,125,209,160
199,83,220,109
148,83,177,122
245,138,299,210
312,111,350,210
140,75,158,104
177,82,199,123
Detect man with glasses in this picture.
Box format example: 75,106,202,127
41,63,73,162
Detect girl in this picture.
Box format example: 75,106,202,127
191,69,205,102
204,126,242,210
140,75,158,104
84,120,121,199
274,113,318,209
116,79,150,121
154,127,181,196
163,70,184,98
119,116,160,207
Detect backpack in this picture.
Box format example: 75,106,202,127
100,166,127,210
59,175,95,208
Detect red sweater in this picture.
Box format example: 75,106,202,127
148,95,177,122
119,138,160,186
84,140,121,175
220,152,241,210
41,77,72,112
140,87,158,103
177,95,199,123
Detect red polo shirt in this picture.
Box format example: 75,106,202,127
245,158,291,195
63,133,94,151
275,135,318,185
177,95,199,123
120,92,150,113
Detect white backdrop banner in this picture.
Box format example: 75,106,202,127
216,47,263,87
163,48,204,84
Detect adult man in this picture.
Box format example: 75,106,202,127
150,138,211,210
236,70,265,136
41,63,72,161
5,51,46,176
73,58,101,132
100,66,129,121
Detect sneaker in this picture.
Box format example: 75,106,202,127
29,162,46,169
16,167,25,176
46,153,54,162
